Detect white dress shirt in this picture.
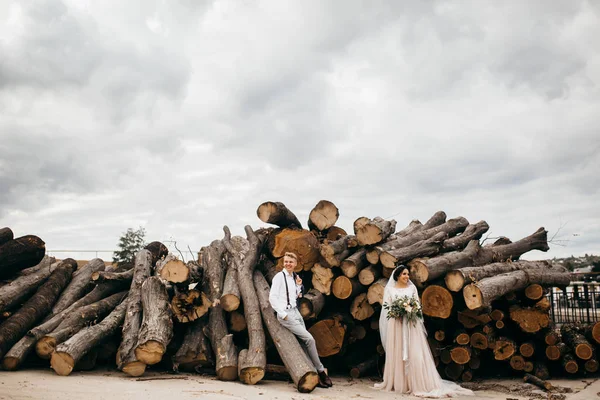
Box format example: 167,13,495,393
269,270,303,320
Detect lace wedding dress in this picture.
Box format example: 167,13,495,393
374,281,474,398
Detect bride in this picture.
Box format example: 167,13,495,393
375,265,474,398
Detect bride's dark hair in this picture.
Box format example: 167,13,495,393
392,264,409,281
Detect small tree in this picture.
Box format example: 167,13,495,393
113,227,146,267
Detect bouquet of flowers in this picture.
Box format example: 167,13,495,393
383,295,423,324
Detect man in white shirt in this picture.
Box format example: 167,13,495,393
268,252,333,388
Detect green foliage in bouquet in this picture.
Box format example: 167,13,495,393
383,295,423,325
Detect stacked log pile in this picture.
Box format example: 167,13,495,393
0,202,584,392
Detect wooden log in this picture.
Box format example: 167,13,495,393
454,329,470,346
354,216,397,246
461,368,473,382
253,271,319,393
220,236,247,311
444,363,464,380
227,310,247,332
156,255,203,284
0,259,75,358
116,249,153,376
469,353,481,370
340,248,368,278
446,260,557,292
441,221,489,252
546,342,569,361
562,353,579,374
519,342,535,358
325,226,348,242
311,263,337,295
332,276,366,300
493,337,516,360
256,256,277,285
457,309,491,329
269,228,320,272
223,225,265,385
298,289,325,320
584,322,600,345
525,284,544,300
143,241,168,267
585,356,599,373
524,373,553,391
135,276,173,365
523,361,534,373
509,355,525,371
358,264,381,286
366,220,424,264
350,354,378,379
53,258,106,314
348,324,367,344
422,211,447,229
350,293,375,321
463,268,570,310
50,299,128,376
410,241,479,286
435,330,446,342
171,288,211,323
0,256,57,313
308,316,346,358
308,200,339,231
203,239,238,381
490,309,505,321
422,285,453,319
0,235,46,279
509,305,550,333
91,268,135,284
172,317,213,372
0,227,14,246
381,232,447,270
367,278,388,305
257,201,302,229
545,330,560,346
440,349,452,364
450,346,472,365
320,235,357,267
561,324,594,360
36,291,127,359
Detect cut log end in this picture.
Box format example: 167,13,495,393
239,367,265,385
298,372,319,393
309,200,339,231
220,294,240,312
159,259,190,283
50,352,75,376
422,285,453,319
463,284,483,310
525,284,543,300
122,361,147,377
36,336,57,359
445,271,465,292
217,366,239,381
135,341,165,365
2,357,19,371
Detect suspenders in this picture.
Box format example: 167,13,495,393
282,271,297,310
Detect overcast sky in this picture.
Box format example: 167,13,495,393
1,0,599,263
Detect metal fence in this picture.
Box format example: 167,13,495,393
549,283,600,324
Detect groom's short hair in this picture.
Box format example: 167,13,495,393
284,252,298,261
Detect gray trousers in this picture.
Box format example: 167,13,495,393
278,308,324,372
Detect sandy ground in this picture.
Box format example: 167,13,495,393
0,368,598,400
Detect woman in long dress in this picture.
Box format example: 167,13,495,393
374,265,474,398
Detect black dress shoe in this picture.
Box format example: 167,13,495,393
318,371,332,388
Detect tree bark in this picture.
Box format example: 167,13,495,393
36,292,127,359
116,249,153,376
298,289,325,320
311,263,338,295
524,373,553,391
50,299,128,376
0,235,46,279
221,236,248,311
308,200,339,232
380,231,447,269
135,276,173,365
257,201,302,229
0,256,57,313
253,271,319,393
0,227,14,246
441,221,489,252
463,268,571,310
0,258,75,358
223,225,266,385
91,268,135,284
340,248,368,278
172,317,213,372
445,260,560,292
353,216,397,246
53,258,106,314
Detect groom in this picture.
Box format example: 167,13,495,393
268,252,333,388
